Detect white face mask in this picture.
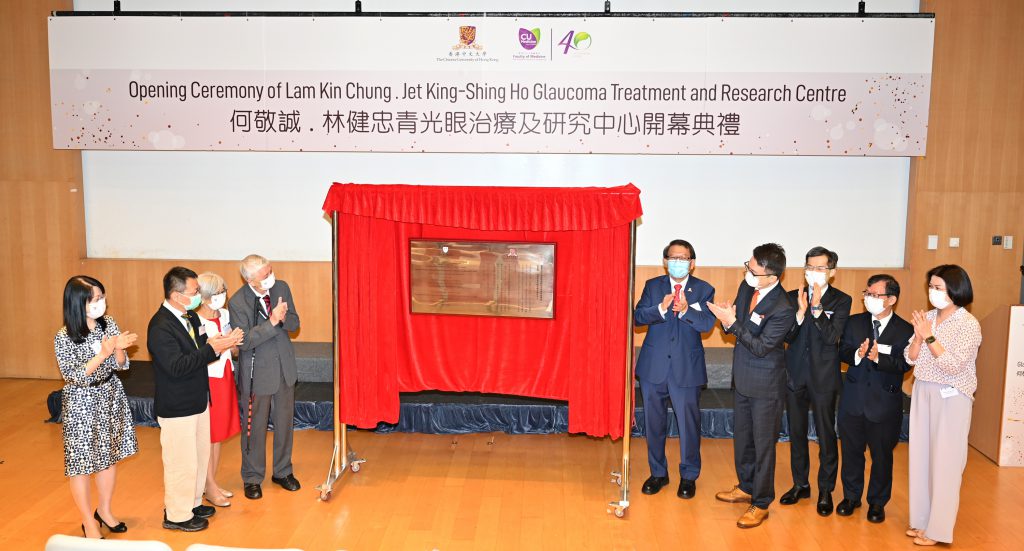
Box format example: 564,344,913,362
208,292,227,311
928,288,951,310
744,270,761,289
863,295,887,316
86,298,106,320
805,270,828,288
260,272,276,291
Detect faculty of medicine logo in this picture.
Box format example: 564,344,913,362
518,27,540,50
557,30,592,54
453,25,483,50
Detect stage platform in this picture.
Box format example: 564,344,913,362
45,351,911,441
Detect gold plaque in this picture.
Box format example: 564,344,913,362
410,240,555,319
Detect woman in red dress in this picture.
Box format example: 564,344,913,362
197,272,241,507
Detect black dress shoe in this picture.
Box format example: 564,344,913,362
677,479,697,499
779,485,811,505
94,510,127,533
835,499,862,516
244,483,263,500
817,492,834,516
162,513,208,532
192,504,215,519
867,504,886,523
271,473,301,491
641,476,669,495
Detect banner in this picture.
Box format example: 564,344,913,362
49,15,934,155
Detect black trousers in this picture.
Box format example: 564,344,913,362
733,389,785,509
785,386,839,492
837,409,902,506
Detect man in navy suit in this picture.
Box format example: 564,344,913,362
708,243,796,528
837,274,914,524
634,239,716,499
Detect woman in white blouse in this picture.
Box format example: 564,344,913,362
196,272,241,507
904,265,982,546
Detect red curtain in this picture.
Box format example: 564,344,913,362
323,183,642,438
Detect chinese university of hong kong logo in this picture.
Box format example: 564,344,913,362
518,27,540,50
558,30,592,54
453,26,484,50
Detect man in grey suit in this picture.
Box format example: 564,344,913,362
708,243,796,529
228,254,301,499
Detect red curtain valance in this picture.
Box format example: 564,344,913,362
322,183,642,231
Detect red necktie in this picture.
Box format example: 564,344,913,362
263,295,271,317
673,283,682,303
749,289,760,314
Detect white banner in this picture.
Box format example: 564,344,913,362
49,15,934,155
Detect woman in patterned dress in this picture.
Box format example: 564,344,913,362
196,272,241,507
904,265,983,546
54,276,139,539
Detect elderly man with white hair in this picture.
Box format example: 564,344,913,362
227,254,301,500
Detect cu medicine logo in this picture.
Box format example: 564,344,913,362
518,28,540,50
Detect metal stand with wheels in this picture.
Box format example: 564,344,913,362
317,212,366,502
608,219,638,518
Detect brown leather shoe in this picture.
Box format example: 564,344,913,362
715,485,752,503
737,505,769,528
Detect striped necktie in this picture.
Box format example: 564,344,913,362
181,314,197,347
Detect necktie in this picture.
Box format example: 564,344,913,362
872,319,882,343
749,289,760,314
181,314,197,347
263,295,271,318
673,283,682,303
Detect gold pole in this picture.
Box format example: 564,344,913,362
611,218,638,517
333,211,345,476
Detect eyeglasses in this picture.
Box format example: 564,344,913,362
666,256,692,262
862,291,892,299
804,265,831,273
744,261,775,278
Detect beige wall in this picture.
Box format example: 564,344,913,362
3,1,1022,377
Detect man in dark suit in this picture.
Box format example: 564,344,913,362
228,254,301,500
634,239,716,499
780,246,852,516
708,243,796,528
148,267,243,532
837,274,914,524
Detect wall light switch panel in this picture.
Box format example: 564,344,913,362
927,235,939,250
1004,235,1014,250
949,237,960,248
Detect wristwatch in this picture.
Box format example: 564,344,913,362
924,335,936,345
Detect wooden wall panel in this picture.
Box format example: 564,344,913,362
4,1,1022,376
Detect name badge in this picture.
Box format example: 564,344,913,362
90,341,102,355
198,325,207,336
877,343,893,355
824,311,834,319
939,386,959,399
750,312,763,326
221,321,232,334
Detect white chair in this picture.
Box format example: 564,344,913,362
185,540,305,544
45,534,173,551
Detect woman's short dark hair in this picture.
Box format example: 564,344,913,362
63,275,107,343
753,243,786,277
663,239,696,260
927,264,974,307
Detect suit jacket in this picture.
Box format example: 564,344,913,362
783,286,852,394
724,282,796,400
228,280,300,396
147,305,218,418
838,311,914,422
634,275,716,387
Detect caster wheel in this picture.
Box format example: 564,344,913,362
614,507,625,518
319,490,332,502
350,462,361,473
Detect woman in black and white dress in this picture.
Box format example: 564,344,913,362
54,276,139,539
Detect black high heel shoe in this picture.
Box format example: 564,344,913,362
81,524,105,539
94,510,128,533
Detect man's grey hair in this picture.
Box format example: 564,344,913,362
240,254,270,281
